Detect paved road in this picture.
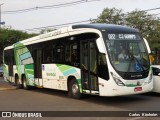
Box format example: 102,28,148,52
0,77,160,120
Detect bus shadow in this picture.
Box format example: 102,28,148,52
29,88,69,98
28,87,152,106
83,94,149,105
27,88,160,111
140,92,160,97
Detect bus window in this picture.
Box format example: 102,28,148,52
7,49,14,76
90,42,97,74
4,50,9,64
65,44,71,62
43,43,52,63
81,42,89,70
52,44,56,62
71,44,78,63
56,45,64,62
98,53,109,80
90,42,98,91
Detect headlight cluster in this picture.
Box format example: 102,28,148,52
111,72,125,86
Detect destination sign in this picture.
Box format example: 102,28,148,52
108,34,141,40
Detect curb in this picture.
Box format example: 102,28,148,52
0,80,17,90
0,87,17,90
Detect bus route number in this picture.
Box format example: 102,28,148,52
108,34,115,40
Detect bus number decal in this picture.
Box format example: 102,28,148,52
108,34,115,40
46,73,56,76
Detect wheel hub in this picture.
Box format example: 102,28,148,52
72,84,79,95
23,80,26,87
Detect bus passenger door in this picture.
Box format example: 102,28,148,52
81,40,99,94
34,49,42,78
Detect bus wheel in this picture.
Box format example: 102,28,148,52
22,76,30,90
68,78,82,99
15,76,22,89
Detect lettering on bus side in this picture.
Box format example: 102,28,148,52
59,76,64,79
39,30,62,39
46,73,56,76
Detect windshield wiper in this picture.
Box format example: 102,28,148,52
127,53,144,72
127,54,133,72
133,56,145,71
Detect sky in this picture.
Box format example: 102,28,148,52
1,0,160,33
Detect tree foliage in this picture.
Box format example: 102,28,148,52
40,28,56,34
125,10,160,48
0,28,37,62
91,8,160,49
91,8,125,25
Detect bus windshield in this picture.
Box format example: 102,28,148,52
106,33,150,73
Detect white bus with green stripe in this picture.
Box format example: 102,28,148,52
3,24,153,99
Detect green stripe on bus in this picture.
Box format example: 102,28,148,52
58,65,73,72
25,64,34,69
126,84,141,87
26,70,34,75
77,79,82,93
15,43,24,48
56,64,63,67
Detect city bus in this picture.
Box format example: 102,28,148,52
3,24,153,99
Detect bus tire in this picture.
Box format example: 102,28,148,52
15,75,22,89
22,76,30,90
68,78,82,99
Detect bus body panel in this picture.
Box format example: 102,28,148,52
41,64,81,91
98,72,153,96
14,42,35,86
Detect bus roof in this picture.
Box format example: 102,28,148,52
4,45,14,50
4,24,139,50
72,24,139,33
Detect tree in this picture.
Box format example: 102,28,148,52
91,8,125,25
0,28,37,62
91,7,160,50
125,10,160,48
40,28,56,34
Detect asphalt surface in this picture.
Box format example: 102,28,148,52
0,77,16,90
0,77,160,120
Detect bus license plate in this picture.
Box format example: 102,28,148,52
134,87,142,92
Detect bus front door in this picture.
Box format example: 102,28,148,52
81,40,99,94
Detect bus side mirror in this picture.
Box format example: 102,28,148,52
96,38,106,53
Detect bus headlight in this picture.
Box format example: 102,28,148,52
148,73,153,84
111,72,125,86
